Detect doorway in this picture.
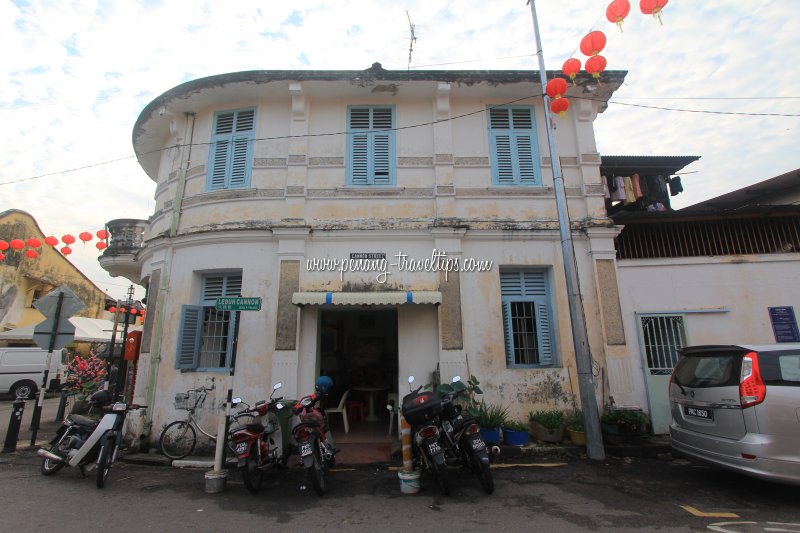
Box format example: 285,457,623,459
318,309,398,447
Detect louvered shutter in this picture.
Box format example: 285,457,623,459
500,269,553,367
348,106,394,185
536,301,553,365
489,107,539,185
502,301,514,366
208,109,254,190
176,305,202,369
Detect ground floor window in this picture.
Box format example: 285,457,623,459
639,314,686,375
500,267,554,368
176,272,242,370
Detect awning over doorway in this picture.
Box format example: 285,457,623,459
291,291,442,306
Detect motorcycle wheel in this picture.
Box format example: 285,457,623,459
306,441,327,496
471,452,494,495
431,460,451,496
96,437,115,488
40,431,71,476
240,444,264,495
159,421,197,460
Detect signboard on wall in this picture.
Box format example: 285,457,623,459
768,306,800,343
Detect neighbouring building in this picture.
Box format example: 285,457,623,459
0,209,110,338
102,63,633,447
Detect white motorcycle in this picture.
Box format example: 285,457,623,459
38,389,147,488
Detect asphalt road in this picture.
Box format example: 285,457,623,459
2,397,800,532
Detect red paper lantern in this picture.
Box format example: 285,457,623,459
79,231,92,243
119,308,127,314
550,98,570,118
10,239,25,250
606,0,631,31
27,238,42,248
0,253,4,261
562,58,581,86
640,0,668,24
96,241,107,250
545,78,568,100
0,240,8,251
25,249,39,259
96,229,109,240
580,31,606,57
62,234,75,245
109,306,117,313
130,309,138,315
585,55,608,79
44,236,59,246
60,246,72,255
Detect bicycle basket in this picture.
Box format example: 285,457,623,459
173,392,190,410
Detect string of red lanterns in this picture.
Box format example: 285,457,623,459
0,228,110,262
545,0,669,119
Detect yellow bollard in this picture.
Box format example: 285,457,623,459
400,414,413,472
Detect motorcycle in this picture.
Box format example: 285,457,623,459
38,389,147,488
400,375,450,495
291,378,337,496
438,376,494,494
228,383,294,494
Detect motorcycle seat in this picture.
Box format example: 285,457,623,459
71,415,99,428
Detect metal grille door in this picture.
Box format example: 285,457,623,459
640,315,686,375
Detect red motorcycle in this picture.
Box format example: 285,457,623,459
291,376,337,496
228,383,293,494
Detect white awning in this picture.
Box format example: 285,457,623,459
291,291,442,306
0,317,141,343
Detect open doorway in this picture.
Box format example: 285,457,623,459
318,309,398,446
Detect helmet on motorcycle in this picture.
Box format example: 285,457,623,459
89,389,112,406
315,375,333,394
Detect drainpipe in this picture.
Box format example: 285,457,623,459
141,112,195,445
170,112,196,238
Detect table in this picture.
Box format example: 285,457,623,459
353,385,389,422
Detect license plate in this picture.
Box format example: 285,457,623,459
235,442,248,455
684,405,713,420
427,442,441,455
300,442,312,457
470,438,486,451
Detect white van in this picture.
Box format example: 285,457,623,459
0,347,63,399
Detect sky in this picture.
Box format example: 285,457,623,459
1,0,799,302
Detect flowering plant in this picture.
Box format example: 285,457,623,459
64,353,107,397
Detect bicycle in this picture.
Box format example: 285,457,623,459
158,385,254,460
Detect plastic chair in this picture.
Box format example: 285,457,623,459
326,389,350,433
347,397,366,425
386,392,399,436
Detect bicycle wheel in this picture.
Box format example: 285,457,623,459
96,437,115,488
159,421,197,460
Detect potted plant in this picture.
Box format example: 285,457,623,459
601,408,649,439
501,420,531,446
528,409,565,443
565,410,586,446
476,400,508,445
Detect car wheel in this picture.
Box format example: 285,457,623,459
11,380,37,400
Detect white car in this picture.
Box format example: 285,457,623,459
669,344,800,485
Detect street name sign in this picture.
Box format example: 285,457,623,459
215,297,262,311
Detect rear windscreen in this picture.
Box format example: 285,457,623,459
673,353,741,388
758,351,800,386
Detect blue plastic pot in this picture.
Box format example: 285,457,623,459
479,427,501,445
502,427,530,447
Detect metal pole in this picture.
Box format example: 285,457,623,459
528,0,604,460
30,292,64,445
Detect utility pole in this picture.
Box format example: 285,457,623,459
527,0,605,460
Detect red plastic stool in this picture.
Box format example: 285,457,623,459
347,400,366,424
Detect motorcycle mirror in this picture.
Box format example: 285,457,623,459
408,376,415,385
386,404,393,412
273,383,282,391
276,403,284,410
452,375,461,383
231,397,242,405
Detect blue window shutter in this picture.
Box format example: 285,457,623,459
208,109,255,190
348,106,394,186
502,301,514,365
501,269,553,367
536,301,553,365
176,305,201,369
489,106,539,186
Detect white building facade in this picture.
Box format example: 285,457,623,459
102,63,630,446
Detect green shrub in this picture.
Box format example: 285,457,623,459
528,409,564,431
601,409,648,431
502,420,529,432
565,410,585,431
476,401,509,429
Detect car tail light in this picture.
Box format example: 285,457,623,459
739,351,766,408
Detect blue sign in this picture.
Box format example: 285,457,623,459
768,306,800,343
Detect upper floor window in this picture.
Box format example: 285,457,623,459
500,268,554,368
176,272,243,371
207,109,255,191
347,106,395,186
488,106,541,186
